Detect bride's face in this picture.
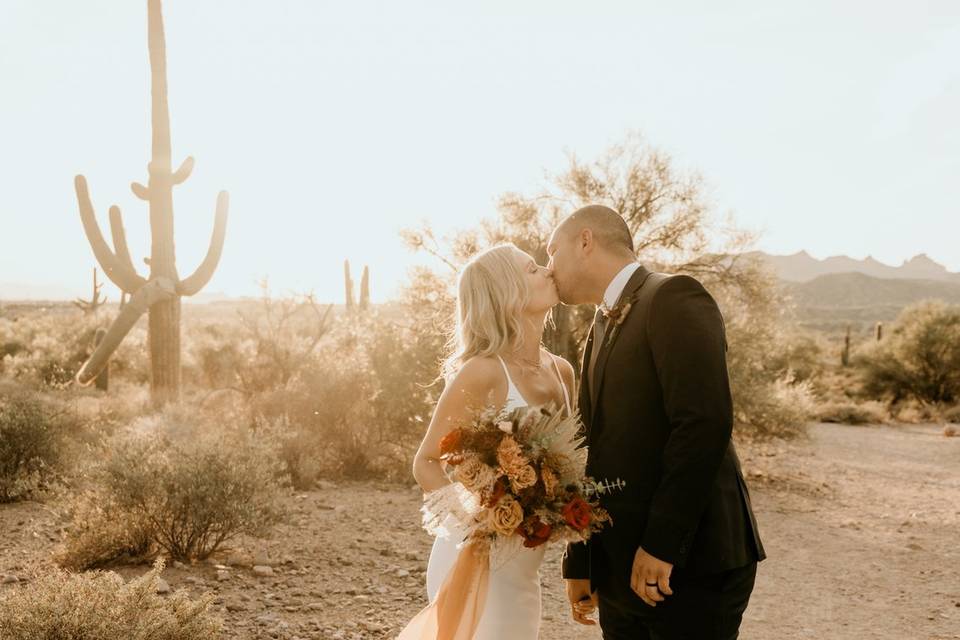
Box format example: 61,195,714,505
514,250,559,312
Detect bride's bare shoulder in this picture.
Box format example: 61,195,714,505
545,350,576,386
445,356,504,399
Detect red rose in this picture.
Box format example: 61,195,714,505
521,517,553,548
562,496,592,531
439,428,463,455
484,477,507,507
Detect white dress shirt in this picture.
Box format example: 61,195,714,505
601,262,642,311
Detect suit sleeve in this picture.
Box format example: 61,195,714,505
641,275,734,566
562,541,590,579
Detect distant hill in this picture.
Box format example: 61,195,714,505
746,250,960,283
781,272,960,331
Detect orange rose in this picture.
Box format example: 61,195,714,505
562,496,592,531
439,428,463,455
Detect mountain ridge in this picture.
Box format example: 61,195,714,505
746,250,959,283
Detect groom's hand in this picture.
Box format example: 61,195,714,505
565,579,598,625
631,546,674,607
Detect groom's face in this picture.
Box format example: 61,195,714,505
546,226,584,305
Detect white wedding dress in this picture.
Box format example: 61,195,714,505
424,354,571,639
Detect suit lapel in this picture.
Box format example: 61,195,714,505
579,325,595,429
589,266,652,412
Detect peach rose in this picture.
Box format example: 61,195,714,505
456,456,496,493
488,494,524,536
509,464,538,492
496,436,529,474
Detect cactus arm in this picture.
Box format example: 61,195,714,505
108,205,138,276
75,277,176,385
148,0,171,170
172,156,194,184
131,182,150,200
177,191,228,296
75,175,146,293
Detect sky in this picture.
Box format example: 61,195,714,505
1,0,958,302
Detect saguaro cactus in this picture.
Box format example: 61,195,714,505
841,325,851,367
73,0,228,406
74,267,106,315
359,265,370,311
344,260,356,312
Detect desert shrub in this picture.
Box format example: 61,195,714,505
815,400,888,425
60,406,287,564
0,393,70,502
888,398,947,424
0,558,221,639
248,307,443,485
0,308,149,388
55,488,153,571
944,405,960,424
765,331,824,382
0,311,98,388
363,315,444,458
720,279,817,439
859,301,960,404
255,345,379,484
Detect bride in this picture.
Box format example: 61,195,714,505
410,243,577,639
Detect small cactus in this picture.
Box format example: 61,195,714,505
876,322,883,342
359,265,370,311
841,325,851,367
344,260,355,312
74,268,106,315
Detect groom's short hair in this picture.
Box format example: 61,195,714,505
561,205,635,255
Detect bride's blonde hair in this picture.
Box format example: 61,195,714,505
441,244,532,380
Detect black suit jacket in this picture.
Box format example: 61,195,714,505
562,266,765,608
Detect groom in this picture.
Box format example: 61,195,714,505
546,205,765,639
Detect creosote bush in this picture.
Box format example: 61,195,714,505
859,301,960,405
815,400,888,425
0,558,222,639
0,393,70,502
59,406,287,566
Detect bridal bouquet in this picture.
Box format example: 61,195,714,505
400,405,622,639
423,404,621,552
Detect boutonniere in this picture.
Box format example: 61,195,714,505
600,290,642,347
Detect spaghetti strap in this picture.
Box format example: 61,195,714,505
495,355,527,409
549,354,572,416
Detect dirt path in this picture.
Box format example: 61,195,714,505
1,422,958,639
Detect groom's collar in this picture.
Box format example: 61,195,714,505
601,262,642,310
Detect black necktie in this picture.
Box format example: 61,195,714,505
588,307,608,399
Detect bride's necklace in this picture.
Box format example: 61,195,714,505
508,351,543,376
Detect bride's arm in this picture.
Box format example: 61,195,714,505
412,358,500,493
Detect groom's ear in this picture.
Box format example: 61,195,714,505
578,228,594,254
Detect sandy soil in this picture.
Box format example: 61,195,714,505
1,422,958,639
